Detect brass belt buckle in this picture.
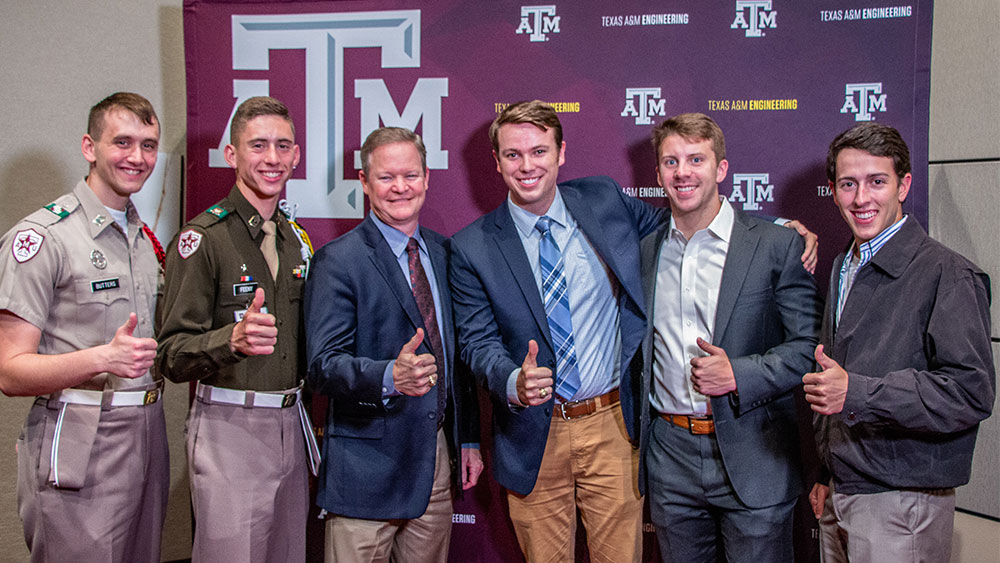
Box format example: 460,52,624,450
282,393,297,408
143,389,159,405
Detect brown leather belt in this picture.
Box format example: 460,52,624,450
659,413,715,435
555,388,619,420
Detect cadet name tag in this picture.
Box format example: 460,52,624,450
234,306,268,322
233,282,258,296
91,278,120,292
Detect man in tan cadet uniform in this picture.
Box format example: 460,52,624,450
156,96,320,563
0,92,168,563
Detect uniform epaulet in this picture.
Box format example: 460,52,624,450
189,202,232,228
24,193,79,227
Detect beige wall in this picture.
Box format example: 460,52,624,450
0,1,997,562
0,1,188,561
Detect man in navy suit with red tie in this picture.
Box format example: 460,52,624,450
305,127,482,563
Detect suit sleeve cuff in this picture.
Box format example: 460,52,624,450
506,368,525,408
382,360,401,399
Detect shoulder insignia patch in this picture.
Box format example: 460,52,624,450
44,203,70,219
205,205,229,219
177,229,203,259
12,228,44,263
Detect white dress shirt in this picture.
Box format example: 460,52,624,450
650,197,735,415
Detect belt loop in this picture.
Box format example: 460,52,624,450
46,391,62,410
243,390,255,408
101,388,115,411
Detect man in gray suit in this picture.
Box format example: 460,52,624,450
639,113,822,563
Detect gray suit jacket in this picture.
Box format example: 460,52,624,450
639,208,822,507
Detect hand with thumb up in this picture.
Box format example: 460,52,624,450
516,339,554,406
393,328,437,397
803,344,849,415
106,312,158,378
230,288,278,357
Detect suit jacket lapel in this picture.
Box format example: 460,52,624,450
714,211,759,344
491,202,552,352
361,218,425,333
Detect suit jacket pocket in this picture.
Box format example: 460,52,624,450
331,414,385,439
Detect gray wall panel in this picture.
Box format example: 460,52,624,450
955,342,1000,519
928,162,1000,335
929,0,1000,162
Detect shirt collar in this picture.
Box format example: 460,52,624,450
667,196,734,243
508,189,572,239
847,214,908,267
227,185,281,239
370,212,425,257
75,179,140,239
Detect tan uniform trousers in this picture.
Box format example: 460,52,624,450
17,398,169,563
187,396,309,563
325,429,454,563
507,401,642,563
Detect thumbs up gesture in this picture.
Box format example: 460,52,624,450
229,288,277,357
689,337,736,396
106,312,158,378
516,339,554,406
803,344,849,415
393,328,437,397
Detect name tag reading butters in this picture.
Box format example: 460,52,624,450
91,278,120,292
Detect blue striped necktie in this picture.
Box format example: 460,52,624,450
535,216,581,400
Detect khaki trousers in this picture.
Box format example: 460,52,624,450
819,482,956,563
187,398,309,563
17,399,169,563
507,401,642,563
325,429,453,563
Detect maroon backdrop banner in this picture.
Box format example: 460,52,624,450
184,1,933,561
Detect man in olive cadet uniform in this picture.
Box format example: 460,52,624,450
156,96,320,563
0,92,168,563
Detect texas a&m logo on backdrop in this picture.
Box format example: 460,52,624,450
515,5,560,42
207,10,448,220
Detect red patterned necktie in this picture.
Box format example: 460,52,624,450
406,238,446,423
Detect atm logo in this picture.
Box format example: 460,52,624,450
729,173,774,211
621,88,666,125
731,1,776,38
516,5,560,42
208,11,449,220
840,82,887,121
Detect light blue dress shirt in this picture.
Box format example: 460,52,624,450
505,191,621,403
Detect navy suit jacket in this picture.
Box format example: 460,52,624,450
449,176,662,495
305,216,478,519
639,208,822,508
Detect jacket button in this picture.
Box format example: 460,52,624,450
544,408,551,416
427,412,435,420
847,412,856,421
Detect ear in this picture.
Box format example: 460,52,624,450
358,169,371,196
897,172,912,203
292,144,301,169
557,141,566,167
493,150,502,175
81,134,97,165
715,158,729,184
223,144,237,170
